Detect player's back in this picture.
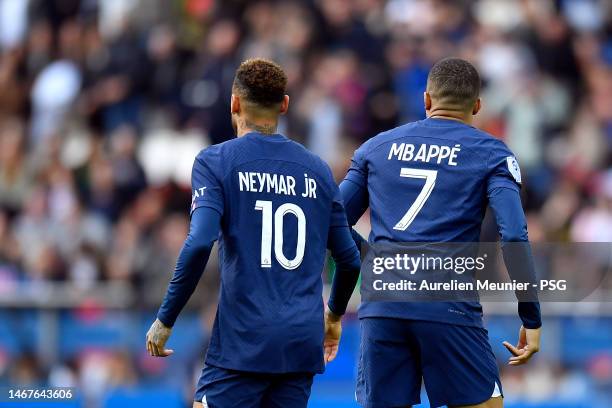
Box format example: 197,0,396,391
346,117,522,326
192,131,340,374
353,118,519,242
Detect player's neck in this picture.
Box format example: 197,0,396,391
427,109,473,125
236,116,278,137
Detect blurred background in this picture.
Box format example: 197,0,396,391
0,0,611,407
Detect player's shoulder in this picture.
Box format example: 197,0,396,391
287,137,331,169
465,127,515,160
196,136,243,157
356,121,428,157
194,136,252,168
192,139,244,182
194,140,221,157
283,138,337,186
467,126,507,146
466,127,522,182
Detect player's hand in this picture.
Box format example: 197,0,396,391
146,318,175,357
503,325,540,366
324,308,342,364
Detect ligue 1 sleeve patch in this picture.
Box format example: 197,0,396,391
506,156,522,184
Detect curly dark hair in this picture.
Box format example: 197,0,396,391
233,58,288,108
427,58,481,111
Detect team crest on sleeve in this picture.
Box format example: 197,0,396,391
506,157,521,184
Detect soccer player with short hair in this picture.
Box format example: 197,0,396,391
326,58,542,408
146,58,360,408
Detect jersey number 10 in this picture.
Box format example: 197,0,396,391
254,200,306,270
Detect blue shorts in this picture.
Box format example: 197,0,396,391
357,318,502,408
194,364,314,408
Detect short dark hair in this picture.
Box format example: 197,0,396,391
426,58,481,111
232,58,287,108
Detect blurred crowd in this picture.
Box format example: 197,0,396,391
0,0,611,405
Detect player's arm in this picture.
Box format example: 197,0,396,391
324,180,362,363
487,160,542,365
327,141,370,316
327,226,361,318
339,179,369,227
147,149,224,357
324,224,361,363
338,140,370,251
146,208,220,357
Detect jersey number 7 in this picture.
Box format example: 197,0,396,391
393,168,438,231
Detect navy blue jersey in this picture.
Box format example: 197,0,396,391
344,117,524,327
191,132,347,374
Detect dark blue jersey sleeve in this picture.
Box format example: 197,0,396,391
329,174,350,228
157,207,221,327
327,225,361,316
487,143,522,194
488,186,542,329
344,140,369,189
337,142,370,298
339,179,369,227
191,147,224,216
350,228,367,251
326,173,362,315
340,140,372,226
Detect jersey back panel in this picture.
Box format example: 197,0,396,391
346,118,521,326
192,132,345,373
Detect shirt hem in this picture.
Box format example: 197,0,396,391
204,357,325,375
357,310,484,328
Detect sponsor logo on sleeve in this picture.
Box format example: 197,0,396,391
191,186,207,211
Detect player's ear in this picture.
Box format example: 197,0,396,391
279,95,289,115
424,91,432,112
231,94,241,114
472,98,481,115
